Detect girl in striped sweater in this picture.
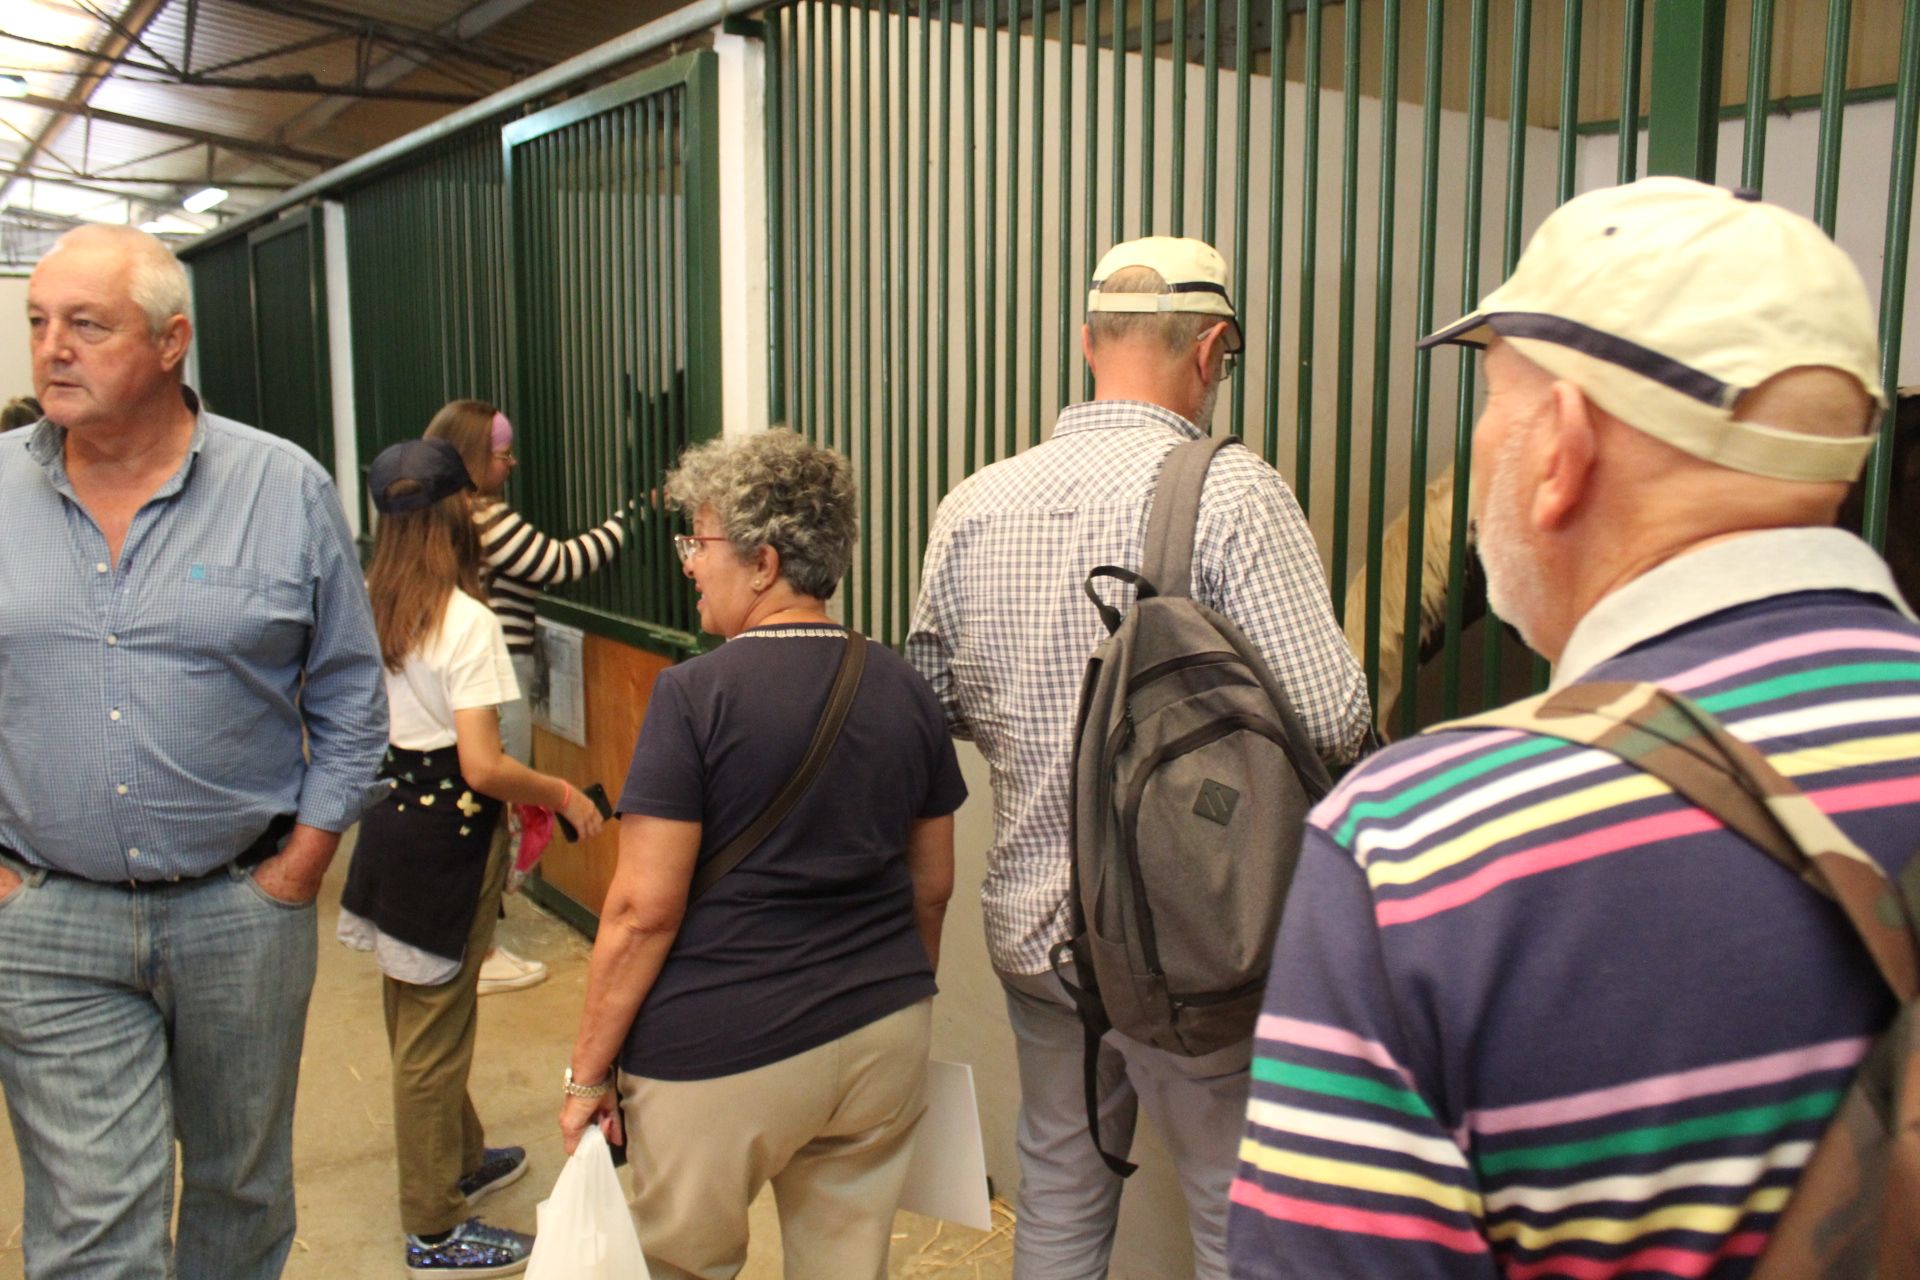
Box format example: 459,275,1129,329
426,398,626,993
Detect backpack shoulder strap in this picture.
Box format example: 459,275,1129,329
1140,434,1237,600
1440,682,1920,1003
687,630,868,904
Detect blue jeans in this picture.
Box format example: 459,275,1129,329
0,851,318,1279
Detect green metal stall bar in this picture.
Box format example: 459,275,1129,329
763,0,1920,738
186,234,261,429
503,52,725,656
247,209,334,467
167,0,1918,730
343,125,514,540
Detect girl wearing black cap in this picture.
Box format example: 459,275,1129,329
338,438,606,1278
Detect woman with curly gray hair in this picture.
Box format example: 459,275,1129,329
558,429,965,1280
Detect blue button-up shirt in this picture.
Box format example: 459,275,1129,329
0,398,389,881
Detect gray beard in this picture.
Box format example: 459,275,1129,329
1477,430,1549,655
1193,372,1222,433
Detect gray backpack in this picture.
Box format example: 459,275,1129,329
1051,434,1331,1176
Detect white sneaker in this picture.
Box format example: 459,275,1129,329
477,946,548,995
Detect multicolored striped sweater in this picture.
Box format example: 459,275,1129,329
473,499,625,654
1228,588,1920,1279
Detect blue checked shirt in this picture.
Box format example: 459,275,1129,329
0,402,389,881
906,400,1371,974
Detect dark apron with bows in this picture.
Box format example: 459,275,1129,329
341,746,504,965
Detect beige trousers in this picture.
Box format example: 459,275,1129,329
383,825,510,1236
618,997,933,1280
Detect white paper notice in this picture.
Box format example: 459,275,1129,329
897,1059,993,1232
531,619,586,748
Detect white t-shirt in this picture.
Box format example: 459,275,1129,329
386,589,520,751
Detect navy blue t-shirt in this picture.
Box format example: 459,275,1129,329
617,623,967,1080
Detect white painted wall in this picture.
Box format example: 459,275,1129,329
717,31,771,442
0,276,32,409
322,201,362,537
1578,98,1920,390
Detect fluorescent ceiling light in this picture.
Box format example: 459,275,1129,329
0,75,27,100
140,215,203,236
182,187,228,213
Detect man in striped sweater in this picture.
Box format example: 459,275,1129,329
1228,178,1920,1279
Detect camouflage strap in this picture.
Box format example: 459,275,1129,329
1442,682,1920,1003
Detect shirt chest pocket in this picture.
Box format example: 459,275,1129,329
148,564,313,665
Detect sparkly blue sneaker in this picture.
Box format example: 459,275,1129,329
459,1146,528,1206
404,1217,533,1276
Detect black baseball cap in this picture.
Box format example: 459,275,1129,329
369,438,474,514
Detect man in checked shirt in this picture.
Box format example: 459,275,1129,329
907,236,1369,1279
0,225,388,1277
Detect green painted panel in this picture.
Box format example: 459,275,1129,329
503,52,722,651
248,212,331,463
343,127,512,536
186,236,260,427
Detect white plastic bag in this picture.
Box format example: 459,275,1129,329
524,1127,650,1279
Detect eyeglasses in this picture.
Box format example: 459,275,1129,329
1201,320,1242,379
672,534,730,565
491,450,516,464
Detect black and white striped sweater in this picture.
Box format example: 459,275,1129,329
473,499,626,654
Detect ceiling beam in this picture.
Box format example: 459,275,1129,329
270,0,544,147
0,0,170,211
1,31,480,100
180,0,197,75
0,166,293,192
178,74,478,101
17,93,345,167
218,0,533,76
192,28,349,76
0,167,176,207
73,0,180,76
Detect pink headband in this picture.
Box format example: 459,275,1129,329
490,411,513,453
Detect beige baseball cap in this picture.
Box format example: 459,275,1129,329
1420,177,1886,483
1088,236,1244,351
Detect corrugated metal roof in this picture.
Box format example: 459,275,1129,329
1,0,684,259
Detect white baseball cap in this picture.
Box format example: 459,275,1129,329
1420,177,1886,483
1088,236,1243,352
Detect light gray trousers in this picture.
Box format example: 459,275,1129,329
998,966,1251,1280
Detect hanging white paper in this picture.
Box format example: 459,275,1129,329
898,1059,993,1232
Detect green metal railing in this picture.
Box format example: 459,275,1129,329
186,235,260,427
765,0,1919,736
247,210,333,465
766,0,1563,732
170,0,1916,720
1875,1,1920,553
1709,0,1918,554
342,125,513,536
503,52,724,655
183,213,328,461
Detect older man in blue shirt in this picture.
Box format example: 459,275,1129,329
0,224,388,1277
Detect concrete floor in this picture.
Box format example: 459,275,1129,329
0,847,1015,1278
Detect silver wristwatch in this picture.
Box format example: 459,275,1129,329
563,1066,611,1099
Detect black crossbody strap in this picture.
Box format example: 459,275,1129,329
687,630,869,904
